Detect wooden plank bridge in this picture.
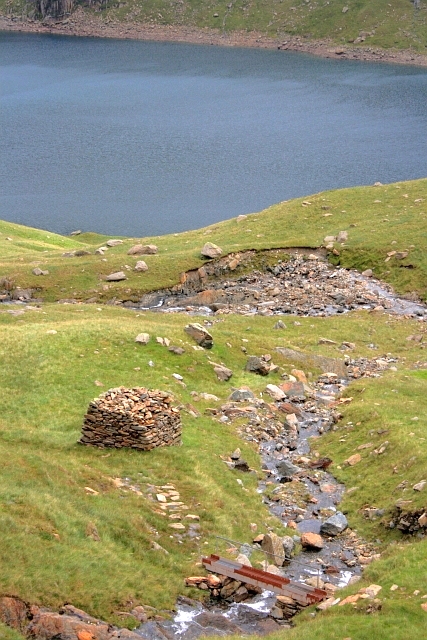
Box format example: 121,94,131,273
202,554,327,606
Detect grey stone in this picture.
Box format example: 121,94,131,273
32,268,49,276
135,333,150,344
184,323,213,349
229,388,255,402
201,242,222,259
105,271,127,281
337,230,348,243
214,365,233,381
276,459,301,479
106,239,123,247
282,535,295,557
320,512,348,536
134,260,148,272
245,356,270,376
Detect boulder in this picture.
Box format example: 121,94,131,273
184,323,213,349
106,239,123,247
265,384,286,401
282,535,295,557
245,356,270,376
261,532,285,566
320,512,348,536
127,244,157,255
301,532,324,550
201,242,222,259
276,459,301,479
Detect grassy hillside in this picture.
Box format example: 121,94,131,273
1,0,427,52
0,179,426,639
1,178,426,304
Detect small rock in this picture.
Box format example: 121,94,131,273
214,365,233,381
105,271,127,281
128,244,157,255
32,268,49,276
229,388,255,401
106,239,123,247
362,268,373,277
236,553,252,566
413,480,426,491
274,320,286,329
168,346,185,355
184,323,213,349
344,453,361,466
134,260,149,272
265,384,286,401
337,231,348,243
231,448,241,460
201,242,222,258
135,333,150,344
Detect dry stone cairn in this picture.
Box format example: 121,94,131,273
80,387,181,450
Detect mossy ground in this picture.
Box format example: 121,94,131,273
0,179,426,639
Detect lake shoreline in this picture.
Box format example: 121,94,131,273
2,9,427,68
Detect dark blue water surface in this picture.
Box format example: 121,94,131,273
1,32,427,236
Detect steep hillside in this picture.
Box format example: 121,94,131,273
1,0,427,53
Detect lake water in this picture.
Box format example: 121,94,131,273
1,32,427,237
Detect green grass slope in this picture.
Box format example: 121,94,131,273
0,179,427,638
1,0,427,51
1,178,426,304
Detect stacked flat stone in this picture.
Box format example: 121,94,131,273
80,387,181,450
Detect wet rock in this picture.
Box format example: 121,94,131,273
106,271,127,281
320,512,348,536
276,459,301,479
193,612,242,633
184,323,213,349
301,532,324,550
201,242,222,259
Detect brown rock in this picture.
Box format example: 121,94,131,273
301,532,324,550
344,453,361,466
127,244,157,255
201,242,222,259
184,323,213,349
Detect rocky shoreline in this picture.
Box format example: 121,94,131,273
1,9,427,68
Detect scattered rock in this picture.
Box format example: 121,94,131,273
213,364,233,381
184,322,213,349
245,356,270,376
344,453,361,466
134,261,149,272
261,532,285,566
105,271,127,281
413,480,426,491
32,268,49,276
201,242,222,258
229,388,255,401
128,244,157,255
106,239,123,247
265,384,286,401
135,333,150,344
